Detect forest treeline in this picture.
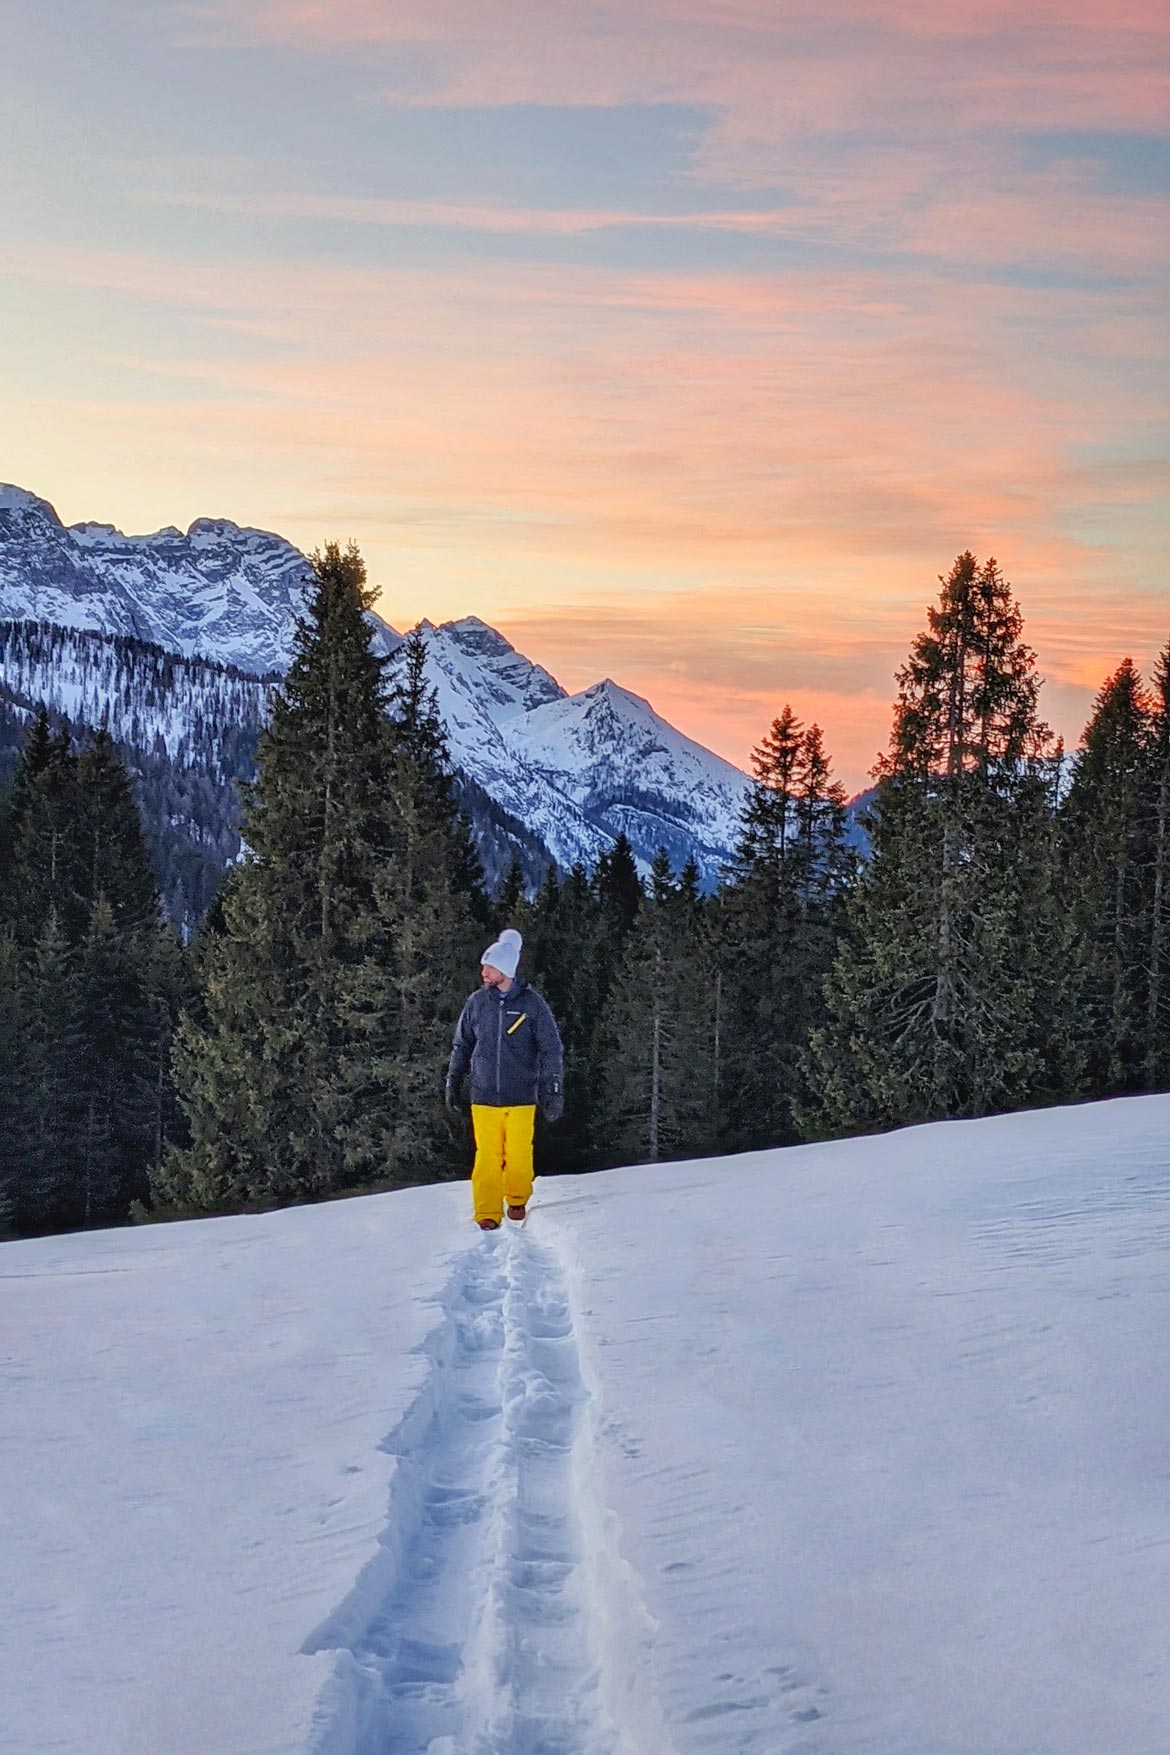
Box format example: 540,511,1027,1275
2,544,1168,1235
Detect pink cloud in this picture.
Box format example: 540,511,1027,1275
10,3,1166,797
146,170,1170,282
5,216,1166,790
184,0,1170,152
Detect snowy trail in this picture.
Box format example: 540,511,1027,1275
306,1224,638,1755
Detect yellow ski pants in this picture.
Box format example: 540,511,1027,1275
470,1103,536,1224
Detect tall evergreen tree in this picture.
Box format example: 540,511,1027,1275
141,923,195,1184
798,723,854,907
496,856,527,922
805,552,1076,1132
73,893,157,1223
1062,658,1152,1093
1145,644,1170,1088
718,708,853,1151
365,626,486,1183
8,710,87,945
0,931,34,1233
523,860,604,1171
595,833,642,945
162,543,400,1208
161,555,487,1211
2,712,174,1232
75,730,161,936
735,705,805,871
594,849,715,1165
387,627,490,929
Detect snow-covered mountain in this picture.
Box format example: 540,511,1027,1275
402,618,749,879
403,616,604,873
0,619,272,766
0,621,561,929
511,675,751,875
0,488,883,882
0,485,400,673
0,484,755,885
7,1094,1170,1754
0,621,276,934
421,615,565,723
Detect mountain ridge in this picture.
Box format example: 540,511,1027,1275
0,484,400,673
0,483,771,891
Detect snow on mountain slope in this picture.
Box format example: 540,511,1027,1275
513,677,750,875
1,619,273,764
408,618,607,873
412,623,749,882
6,1094,1170,1755
0,486,399,673
0,484,808,882
430,615,566,723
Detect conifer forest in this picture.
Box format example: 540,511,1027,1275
3,543,1169,1236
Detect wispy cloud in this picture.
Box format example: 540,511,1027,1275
144,169,1170,280
4,0,1167,787
184,0,1170,146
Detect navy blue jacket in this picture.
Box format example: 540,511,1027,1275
446,977,563,1109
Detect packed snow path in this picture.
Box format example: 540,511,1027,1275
305,1226,631,1755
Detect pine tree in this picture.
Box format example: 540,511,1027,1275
496,856,527,922
158,866,305,1210
163,543,400,1208
805,553,1075,1132
21,910,83,1229
3,714,176,1231
798,724,854,908
387,628,491,930
0,931,34,1232
718,709,853,1150
163,551,487,1211
8,711,87,945
523,860,603,1170
74,729,174,1212
364,626,485,1184
736,705,805,872
595,833,642,945
1146,644,1170,1088
1062,658,1153,1093
141,924,195,1182
583,832,644,1151
73,893,156,1224
75,729,161,936
594,849,714,1165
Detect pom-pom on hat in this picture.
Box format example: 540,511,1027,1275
481,927,522,979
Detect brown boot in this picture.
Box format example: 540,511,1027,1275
478,1218,500,1231
506,1204,527,1222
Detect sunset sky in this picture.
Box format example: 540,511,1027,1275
3,1,1169,789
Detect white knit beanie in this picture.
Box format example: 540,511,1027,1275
481,927,522,979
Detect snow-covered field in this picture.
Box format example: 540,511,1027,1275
5,1095,1170,1755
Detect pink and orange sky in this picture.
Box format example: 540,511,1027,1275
3,0,1169,788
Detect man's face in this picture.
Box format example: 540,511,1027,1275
481,963,507,988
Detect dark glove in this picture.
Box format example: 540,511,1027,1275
541,1079,564,1124
445,1080,464,1113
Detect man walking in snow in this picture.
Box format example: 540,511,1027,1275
445,928,564,1231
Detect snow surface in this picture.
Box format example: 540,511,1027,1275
6,1094,1170,1754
